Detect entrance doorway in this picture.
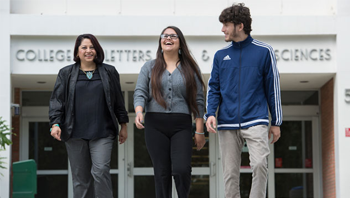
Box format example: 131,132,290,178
19,90,219,198
18,91,321,198
21,117,68,197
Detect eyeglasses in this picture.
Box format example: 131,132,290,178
160,34,178,40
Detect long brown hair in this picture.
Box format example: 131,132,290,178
151,26,205,117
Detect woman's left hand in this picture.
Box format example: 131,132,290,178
194,134,206,151
119,124,128,144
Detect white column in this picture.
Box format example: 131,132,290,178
335,1,350,197
0,0,12,197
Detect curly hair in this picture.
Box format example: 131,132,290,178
219,3,252,35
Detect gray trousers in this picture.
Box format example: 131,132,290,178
65,135,115,198
218,125,270,198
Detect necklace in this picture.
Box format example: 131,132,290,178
80,69,95,79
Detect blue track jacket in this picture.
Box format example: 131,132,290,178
205,35,282,130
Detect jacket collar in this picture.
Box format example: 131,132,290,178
66,63,79,115
98,64,111,104
70,63,80,90
231,34,253,49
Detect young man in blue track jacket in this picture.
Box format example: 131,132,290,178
205,3,282,198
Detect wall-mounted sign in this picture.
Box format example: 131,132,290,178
345,128,350,137
15,48,332,63
15,49,154,62
275,158,283,168
275,49,331,61
104,50,152,62
288,146,297,150
10,36,336,74
305,158,312,168
16,49,72,62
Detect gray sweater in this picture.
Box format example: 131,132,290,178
134,59,204,118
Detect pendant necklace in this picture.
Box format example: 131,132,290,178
80,69,95,79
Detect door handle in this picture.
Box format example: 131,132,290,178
127,162,133,177
210,161,216,177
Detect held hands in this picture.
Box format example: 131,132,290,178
51,125,61,141
205,116,217,133
135,111,144,129
269,126,281,144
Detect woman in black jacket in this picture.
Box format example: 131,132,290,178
49,34,128,198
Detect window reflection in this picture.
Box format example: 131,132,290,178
128,91,135,112
241,142,250,168
134,125,153,167
22,91,52,106
275,121,313,168
134,176,156,198
281,91,318,105
36,175,68,198
191,124,209,167
189,175,209,198
275,173,314,198
111,174,119,198
29,122,67,170
110,140,119,169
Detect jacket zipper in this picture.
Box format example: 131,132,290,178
238,43,242,129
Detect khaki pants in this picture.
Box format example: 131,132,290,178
218,125,270,198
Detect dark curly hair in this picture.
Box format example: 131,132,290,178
219,3,252,35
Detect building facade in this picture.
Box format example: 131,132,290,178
0,0,349,197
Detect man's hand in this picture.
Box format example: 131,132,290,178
269,126,281,144
206,116,217,133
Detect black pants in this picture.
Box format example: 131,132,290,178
145,113,193,198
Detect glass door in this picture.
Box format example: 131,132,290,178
127,122,156,198
21,117,69,198
272,118,320,198
21,117,124,198
234,117,321,198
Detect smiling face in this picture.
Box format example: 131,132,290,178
78,38,96,64
221,22,240,42
161,28,180,53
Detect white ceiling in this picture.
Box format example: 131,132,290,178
12,73,335,91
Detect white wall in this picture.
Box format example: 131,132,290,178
10,0,336,16
334,1,350,197
10,35,336,75
0,0,12,197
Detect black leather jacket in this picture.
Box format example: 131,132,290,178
49,63,129,141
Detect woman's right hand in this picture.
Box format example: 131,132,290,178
135,112,145,129
51,125,62,141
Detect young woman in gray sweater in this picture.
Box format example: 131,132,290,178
134,26,206,198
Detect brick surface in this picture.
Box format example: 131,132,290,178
11,88,21,198
320,78,336,198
